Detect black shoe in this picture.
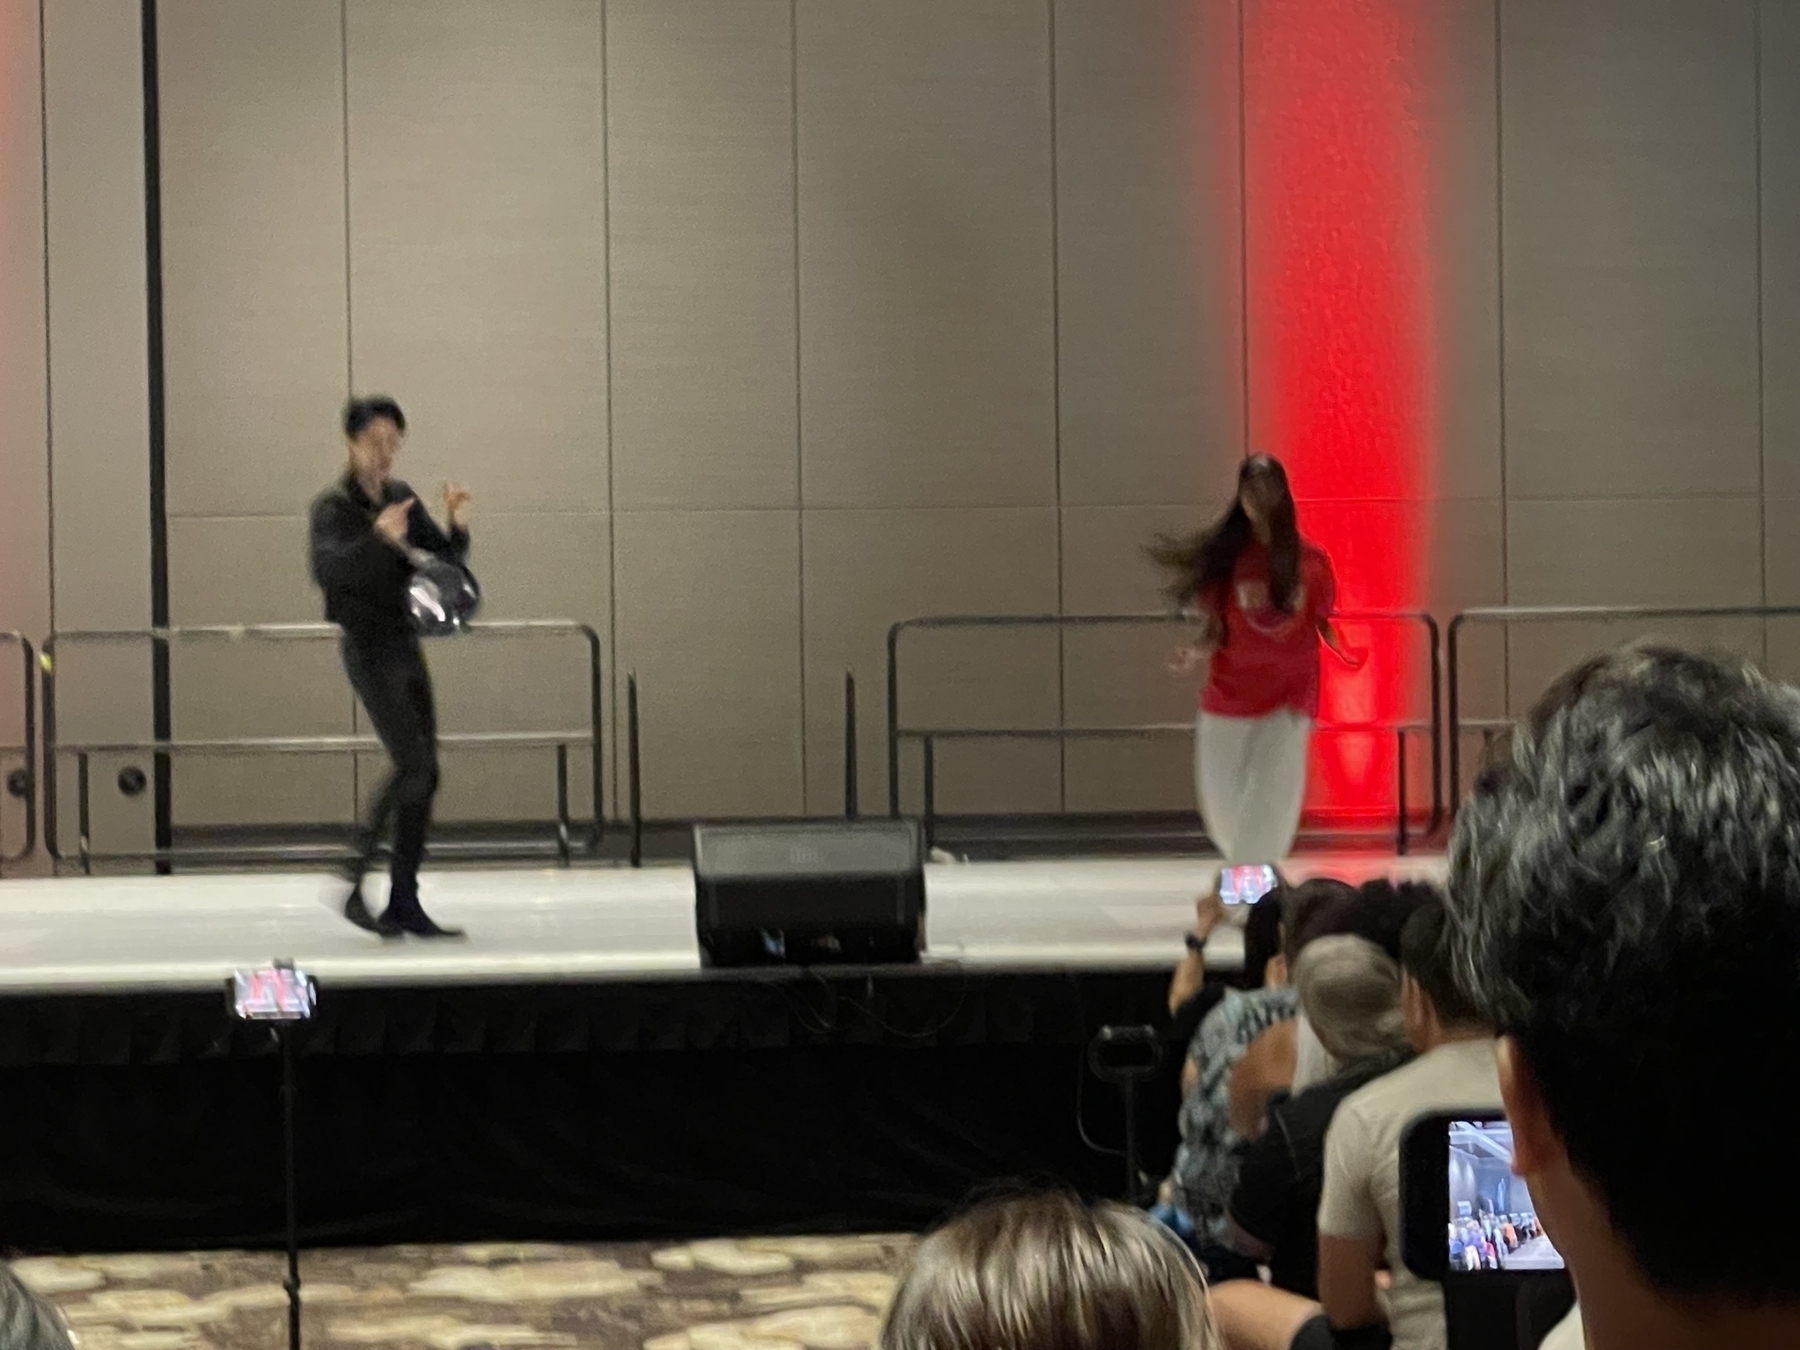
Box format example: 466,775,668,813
378,907,466,940
343,882,389,935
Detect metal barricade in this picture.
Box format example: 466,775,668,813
42,621,602,871
1446,603,1800,812
0,631,38,865
886,610,1442,854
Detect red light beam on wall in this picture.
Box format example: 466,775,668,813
1241,0,1439,822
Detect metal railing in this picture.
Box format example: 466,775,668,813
0,632,37,865
42,621,602,871
887,610,1443,854
1446,603,1800,811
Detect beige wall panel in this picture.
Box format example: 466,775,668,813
1433,497,1507,796
608,0,798,511
420,512,609,824
1505,497,1763,609
1504,495,1764,717
1432,0,1502,501
159,0,348,517
1500,0,1760,499
44,0,151,632
43,0,152,863
1429,499,1506,616
1053,0,1241,506
166,656,352,828
1432,495,1506,718
166,517,352,826
1505,619,1766,721
0,0,48,868
1061,505,1212,814
346,0,607,514
1764,497,1800,685
615,510,803,819
1762,621,1800,688
44,645,156,866
170,515,328,625
1062,503,1227,617
1767,497,1800,608
1764,0,1800,496
801,507,1059,817
796,0,1055,509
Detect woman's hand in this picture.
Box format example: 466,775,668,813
1166,643,1207,676
1192,888,1226,941
1166,615,1220,675
1320,620,1368,671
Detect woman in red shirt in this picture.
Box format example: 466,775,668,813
1151,455,1344,866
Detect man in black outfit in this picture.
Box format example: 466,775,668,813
309,396,471,939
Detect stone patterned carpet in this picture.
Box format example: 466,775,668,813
15,1235,917,1350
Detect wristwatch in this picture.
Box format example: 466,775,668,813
1183,930,1209,955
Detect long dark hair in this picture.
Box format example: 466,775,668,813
1146,454,1299,611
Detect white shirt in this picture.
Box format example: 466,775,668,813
1318,1037,1503,1350
1538,1305,1584,1350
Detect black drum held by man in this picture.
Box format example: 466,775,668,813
308,395,477,939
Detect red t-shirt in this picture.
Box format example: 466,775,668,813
1199,540,1335,718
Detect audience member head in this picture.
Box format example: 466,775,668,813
1351,877,1439,959
1397,894,1487,1053
880,1190,1221,1350
0,1263,73,1350
1275,874,1428,976
1242,887,1285,987
1449,645,1800,1337
1272,877,1361,983
1291,934,1408,1069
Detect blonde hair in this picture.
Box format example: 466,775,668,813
1292,934,1408,1068
880,1191,1221,1350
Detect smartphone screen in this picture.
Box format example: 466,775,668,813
1447,1118,1564,1273
1220,864,1278,907
229,965,316,1022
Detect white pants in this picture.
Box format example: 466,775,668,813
1195,709,1311,864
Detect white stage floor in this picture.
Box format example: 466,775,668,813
0,854,1448,995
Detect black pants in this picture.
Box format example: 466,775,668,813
341,632,438,911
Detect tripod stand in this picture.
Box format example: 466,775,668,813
1087,1025,1164,1205
228,961,316,1350
278,1022,301,1350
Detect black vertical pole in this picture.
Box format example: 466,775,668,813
1122,1079,1140,1205
843,670,858,820
42,642,59,864
585,627,604,847
921,736,935,852
1395,727,1409,856
77,752,91,875
627,674,642,868
141,0,173,873
886,625,901,817
555,743,572,866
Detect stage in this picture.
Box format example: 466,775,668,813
0,854,1448,992
0,853,1444,1253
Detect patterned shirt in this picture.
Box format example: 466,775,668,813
1169,985,1300,1244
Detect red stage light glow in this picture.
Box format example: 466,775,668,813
1241,0,1437,821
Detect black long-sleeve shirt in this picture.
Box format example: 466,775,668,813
309,473,469,641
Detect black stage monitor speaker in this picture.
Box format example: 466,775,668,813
692,819,926,967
